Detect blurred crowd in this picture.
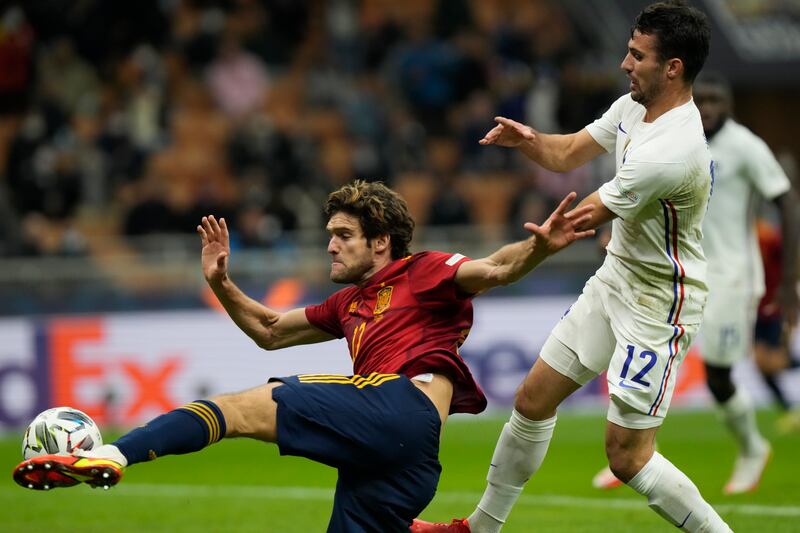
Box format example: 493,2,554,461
0,0,621,259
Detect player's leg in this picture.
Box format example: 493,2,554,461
604,421,656,481
411,349,597,533
460,283,612,533
14,382,282,490
705,362,769,452
700,293,771,493
754,315,797,411
107,381,281,464
601,290,732,531
605,362,731,530
464,355,586,533
607,422,731,532
754,317,800,433
755,344,792,411
330,459,441,533
272,374,443,531
704,363,772,493
211,383,280,440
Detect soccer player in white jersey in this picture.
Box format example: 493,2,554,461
694,73,799,491
591,74,800,494
412,3,733,533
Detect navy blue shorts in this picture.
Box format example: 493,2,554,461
755,316,782,347
270,373,442,533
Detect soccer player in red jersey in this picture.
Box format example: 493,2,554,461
14,180,594,532
754,220,800,431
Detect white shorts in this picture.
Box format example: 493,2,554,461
540,276,698,429
696,288,758,367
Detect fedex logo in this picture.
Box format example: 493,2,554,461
0,309,353,431
48,318,184,424
0,317,185,429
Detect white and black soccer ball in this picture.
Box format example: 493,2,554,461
22,407,103,460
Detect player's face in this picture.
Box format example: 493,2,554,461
694,84,730,135
326,212,376,284
620,30,667,107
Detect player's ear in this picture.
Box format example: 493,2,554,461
373,234,390,254
666,58,683,81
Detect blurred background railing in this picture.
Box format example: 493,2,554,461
0,229,603,315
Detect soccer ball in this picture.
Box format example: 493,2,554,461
22,407,103,460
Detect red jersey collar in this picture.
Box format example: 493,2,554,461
357,254,413,289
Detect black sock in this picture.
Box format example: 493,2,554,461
113,400,227,466
761,373,791,411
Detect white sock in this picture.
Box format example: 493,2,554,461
468,410,556,533
719,389,767,456
627,452,731,532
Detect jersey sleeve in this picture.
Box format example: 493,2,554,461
585,94,628,153
598,158,685,220
305,291,348,338
743,134,791,200
408,251,472,305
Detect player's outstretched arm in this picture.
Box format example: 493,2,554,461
197,215,334,350
454,192,596,294
479,117,605,173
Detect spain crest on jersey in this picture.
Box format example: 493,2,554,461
374,286,393,315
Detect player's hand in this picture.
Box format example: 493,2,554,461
524,192,595,256
197,215,230,287
479,117,536,148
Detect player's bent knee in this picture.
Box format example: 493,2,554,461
704,364,735,404
210,383,281,442
606,442,652,483
513,384,555,421
607,451,644,483
753,347,785,375
512,389,537,419
605,425,656,483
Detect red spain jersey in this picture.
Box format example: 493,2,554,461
305,251,487,414
757,221,782,320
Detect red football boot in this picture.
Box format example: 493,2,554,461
13,454,124,491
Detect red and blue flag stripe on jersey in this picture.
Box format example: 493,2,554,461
649,200,686,416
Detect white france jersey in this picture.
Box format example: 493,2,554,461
587,94,712,325
703,119,791,298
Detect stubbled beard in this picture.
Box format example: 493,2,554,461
330,261,371,284
330,268,355,284
631,87,649,106
631,78,664,108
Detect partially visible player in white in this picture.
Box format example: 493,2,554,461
592,73,800,494
690,73,797,492
412,3,733,533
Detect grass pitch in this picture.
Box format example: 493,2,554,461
2,410,799,532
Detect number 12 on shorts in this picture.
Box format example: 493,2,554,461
619,344,657,388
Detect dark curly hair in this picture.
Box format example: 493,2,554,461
633,1,711,83
325,180,415,259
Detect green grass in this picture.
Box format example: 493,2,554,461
2,410,799,532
